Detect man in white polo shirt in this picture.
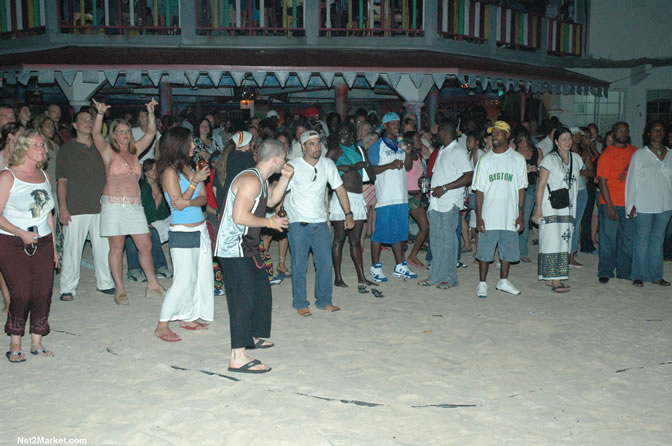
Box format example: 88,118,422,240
419,121,473,289
286,131,354,316
472,121,528,298
368,112,417,282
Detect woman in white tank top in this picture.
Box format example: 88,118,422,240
0,129,57,363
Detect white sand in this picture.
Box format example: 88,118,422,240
1,242,671,445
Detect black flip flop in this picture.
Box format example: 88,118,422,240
59,293,73,302
228,359,271,374
371,289,384,298
357,285,369,294
253,339,274,349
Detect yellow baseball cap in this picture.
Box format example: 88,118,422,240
487,121,511,135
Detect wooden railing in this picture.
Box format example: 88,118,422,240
0,0,47,38
438,0,488,42
547,18,582,56
195,0,304,36
58,0,180,35
319,0,424,37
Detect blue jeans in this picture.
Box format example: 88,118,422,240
125,226,167,273
571,188,588,254
597,204,634,279
428,207,460,285
456,211,462,263
519,183,537,257
287,222,333,309
632,211,672,282
664,216,672,260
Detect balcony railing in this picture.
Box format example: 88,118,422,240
195,0,304,36
438,0,488,43
547,18,582,56
0,0,47,38
58,0,180,35
320,0,424,37
2,1,584,58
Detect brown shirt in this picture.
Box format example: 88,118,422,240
55,139,106,215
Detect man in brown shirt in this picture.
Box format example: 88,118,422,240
56,110,114,301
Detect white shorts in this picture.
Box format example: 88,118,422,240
329,191,367,221
100,196,149,237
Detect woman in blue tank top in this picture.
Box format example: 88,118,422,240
153,128,214,343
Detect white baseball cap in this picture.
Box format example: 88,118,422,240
300,130,320,145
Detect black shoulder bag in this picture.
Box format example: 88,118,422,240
546,152,572,210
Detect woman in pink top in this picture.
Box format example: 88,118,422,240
404,131,429,269
93,99,166,305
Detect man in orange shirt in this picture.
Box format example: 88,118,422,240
596,122,637,283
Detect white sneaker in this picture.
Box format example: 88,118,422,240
370,263,388,282
496,279,521,295
393,261,418,279
476,281,488,298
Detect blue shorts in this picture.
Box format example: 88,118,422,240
372,204,409,244
476,230,520,263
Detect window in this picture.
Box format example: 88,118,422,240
574,90,623,133
647,90,672,123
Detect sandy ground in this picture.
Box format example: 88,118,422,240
1,240,671,446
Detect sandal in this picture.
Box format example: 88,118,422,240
652,279,671,287
551,285,571,294
6,344,25,363
520,256,531,263
30,347,53,357
371,289,384,298
632,279,644,288
436,282,453,289
297,308,312,317
417,279,433,287
357,284,369,294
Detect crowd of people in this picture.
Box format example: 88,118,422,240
0,100,671,372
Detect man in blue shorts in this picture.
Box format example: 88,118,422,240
368,112,417,282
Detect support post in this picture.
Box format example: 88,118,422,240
335,82,349,122
159,83,173,117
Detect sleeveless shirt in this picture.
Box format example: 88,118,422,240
0,168,54,236
215,168,267,259
103,152,142,204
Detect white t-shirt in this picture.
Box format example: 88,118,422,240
472,148,528,231
369,137,407,208
286,156,343,223
537,136,554,156
132,127,161,163
429,140,473,212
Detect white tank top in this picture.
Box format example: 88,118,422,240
0,168,54,237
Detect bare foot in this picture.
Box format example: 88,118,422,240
359,278,377,286
154,327,181,342
334,279,349,288
277,264,291,276
180,321,209,330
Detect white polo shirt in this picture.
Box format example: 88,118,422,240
286,156,343,223
429,140,473,212
472,148,528,231
369,137,407,208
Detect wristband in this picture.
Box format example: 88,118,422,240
97,112,104,116
345,211,353,217
188,183,197,191
269,217,273,229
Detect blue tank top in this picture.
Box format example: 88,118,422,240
164,171,204,225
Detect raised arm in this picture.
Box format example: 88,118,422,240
91,99,112,160
136,98,159,158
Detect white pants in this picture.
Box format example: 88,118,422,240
60,214,114,295
159,223,214,322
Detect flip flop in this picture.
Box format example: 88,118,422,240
180,322,209,331
357,284,369,294
59,293,73,302
228,359,271,374
156,333,182,342
417,279,433,287
6,350,26,363
551,285,571,294
371,289,384,298
253,338,274,349
30,348,53,357
436,282,453,289
297,308,312,317
407,258,425,269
